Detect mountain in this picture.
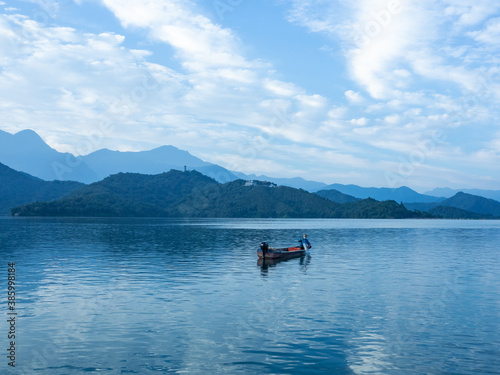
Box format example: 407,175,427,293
11,172,429,219
232,172,328,192
0,162,84,215
80,146,239,183
0,129,238,184
319,183,443,203
176,179,341,218
11,171,334,217
315,189,360,203
425,187,500,202
335,198,431,219
190,164,239,183
405,192,500,218
403,202,437,212
0,129,98,182
81,146,210,176
438,192,500,217
11,170,219,217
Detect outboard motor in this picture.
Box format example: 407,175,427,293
260,242,269,254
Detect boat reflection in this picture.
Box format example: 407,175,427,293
258,254,311,275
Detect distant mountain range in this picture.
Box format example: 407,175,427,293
405,192,500,217
320,184,443,203
11,170,430,219
0,129,98,183
315,189,360,203
3,162,499,219
1,128,499,205
425,187,500,202
0,129,238,184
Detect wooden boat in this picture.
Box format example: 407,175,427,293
257,242,310,260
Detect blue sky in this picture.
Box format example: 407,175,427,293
1,0,500,191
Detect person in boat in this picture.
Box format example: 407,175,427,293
298,234,311,249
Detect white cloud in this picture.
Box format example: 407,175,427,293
468,17,500,44
286,0,342,36
0,13,186,149
443,0,500,26
295,94,327,108
384,114,400,124
264,79,301,97
346,0,437,99
287,0,500,101
394,69,411,78
1,1,500,189
101,0,250,72
345,90,364,104
0,5,337,173
327,106,348,119
350,117,368,126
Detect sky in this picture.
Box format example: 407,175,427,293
1,0,500,192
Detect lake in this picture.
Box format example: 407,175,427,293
1,217,500,374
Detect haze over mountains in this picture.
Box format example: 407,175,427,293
5,167,498,219
405,192,500,217
1,129,499,206
0,129,98,183
1,158,499,219
425,187,500,202
319,184,441,203
0,129,238,184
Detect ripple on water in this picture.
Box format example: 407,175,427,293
2,217,500,374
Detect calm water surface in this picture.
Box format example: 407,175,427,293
1,218,500,374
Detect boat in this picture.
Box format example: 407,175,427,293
257,242,310,260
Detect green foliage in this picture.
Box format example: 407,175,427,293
175,180,342,218
12,173,435,218
428,206,497,219
440,192,500,217
332,198,429,219
0,162,84,215
12,170,218,217
406,192,500,219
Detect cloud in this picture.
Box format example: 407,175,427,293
101,0,250,72
467,17,500,44
1,1,500,189
0,4,337,175
264,79,301,97
295,94,327,108
443,0,500,26
350,117,368,126
0,12,186,149
345,90,364,104
287,0,500,101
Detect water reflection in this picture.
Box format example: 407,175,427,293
1,218,500,374
258,254,312,276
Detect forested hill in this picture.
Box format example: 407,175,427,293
12,170,218,217
405,191,500,218
11,170,429,218
0,162,84,215
175,180,342,218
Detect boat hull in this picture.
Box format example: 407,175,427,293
257,246,308,260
